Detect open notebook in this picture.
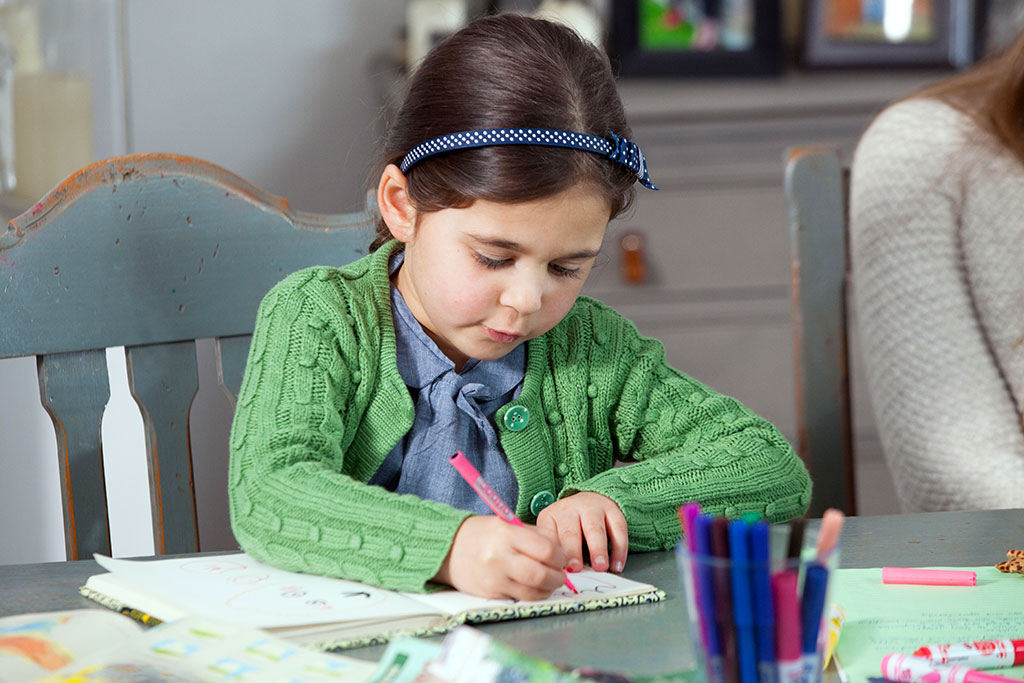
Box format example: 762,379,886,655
81,552,664,650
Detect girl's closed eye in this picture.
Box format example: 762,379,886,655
474,252,583,279
474,252,511,269
550,263,582,279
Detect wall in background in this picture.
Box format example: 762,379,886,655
0,0,404,564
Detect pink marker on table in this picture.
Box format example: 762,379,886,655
914,639,1024,669
449,451,578,594
881,567,977,586
880,653,1021,683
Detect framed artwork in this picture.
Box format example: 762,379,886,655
802,0,983,69
609,0,783,77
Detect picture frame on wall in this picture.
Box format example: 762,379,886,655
609,0,783,78
802,0,984,69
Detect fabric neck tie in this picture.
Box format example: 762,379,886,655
368,251,522,514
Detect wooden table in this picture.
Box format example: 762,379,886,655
2,509,1020,679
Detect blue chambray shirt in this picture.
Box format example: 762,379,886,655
368,251,523,515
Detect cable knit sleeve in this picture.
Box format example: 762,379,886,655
228,268,470,592
850,98,1024,512
567,302,811,550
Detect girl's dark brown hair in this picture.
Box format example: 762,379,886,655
910,27,1024,164
369,13,637,251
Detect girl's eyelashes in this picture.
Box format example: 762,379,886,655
473,252,509,269
550,263,582,279
473,252,582,279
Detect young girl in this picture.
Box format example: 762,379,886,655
228,13,810,601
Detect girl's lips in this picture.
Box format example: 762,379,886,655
486,327,521,343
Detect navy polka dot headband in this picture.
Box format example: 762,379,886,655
399,128,659,191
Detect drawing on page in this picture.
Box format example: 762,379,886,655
549,572,620,598
505,571,625,603
223,582,388,617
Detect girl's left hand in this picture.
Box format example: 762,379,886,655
535,492,628,574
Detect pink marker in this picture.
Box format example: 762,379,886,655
449,451,577,594
772,570,803,683
815,508,845,562
914,639,1024,669
881,567,976,586
881,653,1021,683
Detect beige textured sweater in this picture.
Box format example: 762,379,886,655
850,98,1024,512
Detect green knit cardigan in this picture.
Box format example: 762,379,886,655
228,241,811,592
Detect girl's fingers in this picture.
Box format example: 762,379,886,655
535,512,555,539
537,492,630,573
605,507,629,573
506,577,563,602
553,517,585,572
510,523,566,570
537,514,583,572
581,512,610,571
443,516,572,599
503,549,566,600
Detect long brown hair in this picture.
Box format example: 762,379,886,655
368,13,637,251
911,27,1024,164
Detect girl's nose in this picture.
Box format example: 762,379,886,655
500,277,543,316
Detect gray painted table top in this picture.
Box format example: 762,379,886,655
2,508,1020,678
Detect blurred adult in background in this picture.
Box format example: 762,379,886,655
850,27,1024,511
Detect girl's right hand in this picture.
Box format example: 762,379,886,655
434,516,567,601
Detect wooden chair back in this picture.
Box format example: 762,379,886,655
0,153,374,559
784,146,855,516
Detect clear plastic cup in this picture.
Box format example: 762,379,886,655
675,522,839,683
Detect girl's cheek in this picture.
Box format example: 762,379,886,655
548,291,578,319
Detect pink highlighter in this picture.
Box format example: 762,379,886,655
881,653,1021,683
449,451,578,594
882,567,977,586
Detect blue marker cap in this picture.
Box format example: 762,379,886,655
728,520,753,626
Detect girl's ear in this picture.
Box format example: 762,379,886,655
377,164,417,243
